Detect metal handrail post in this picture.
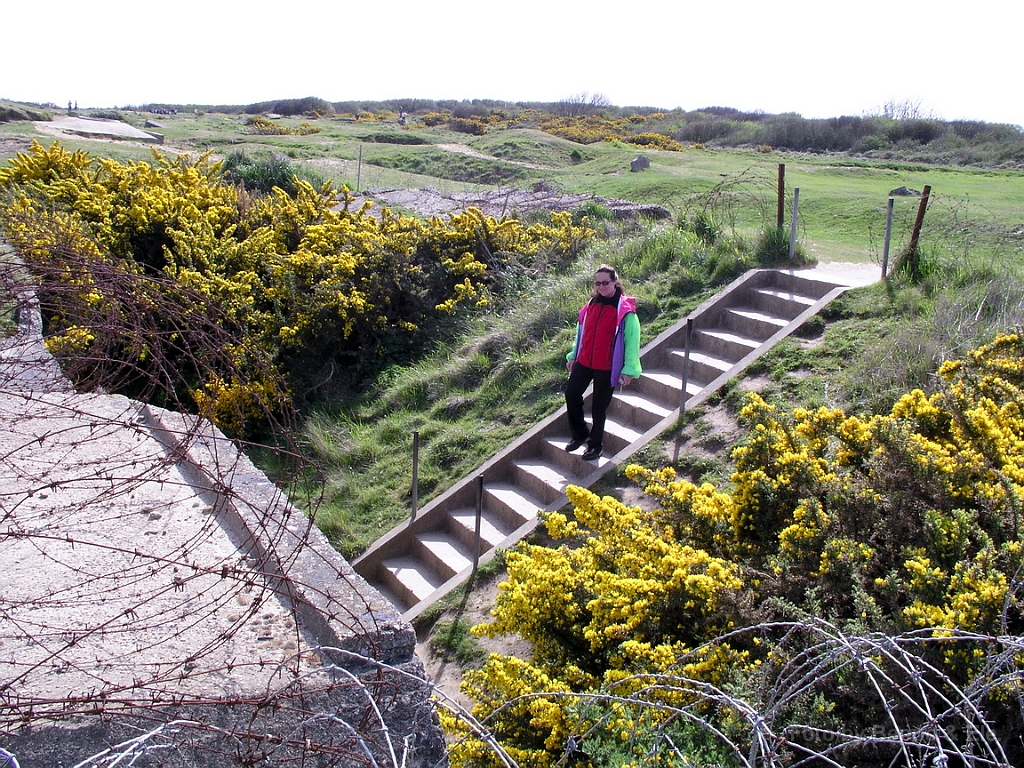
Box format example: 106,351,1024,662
409,431,419,525
472,475,484,572
788,187,800,261
679,318,693,416
881,197,894,278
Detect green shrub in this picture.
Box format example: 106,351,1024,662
574,200,614,223
245,96,333,117
754,225,810,266
685,211,721,245
429,619,485,664
221,151,324,196
86,110,125,121
857,134,891,151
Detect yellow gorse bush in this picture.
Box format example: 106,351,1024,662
246,114,321,135
463,486,750,765
0,141,588,436
454,334,1024,765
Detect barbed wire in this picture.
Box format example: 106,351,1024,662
434,615,1023,767
0,236,447,767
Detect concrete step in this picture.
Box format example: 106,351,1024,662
539,435,575,466
541,436,615,474
511,459,576,505
720,307,789,340
486,482,545,527
769,271,839,299
664,348,733,387
632,368,686,408
448,507,516,550
380,556,443,607
603,417,644,453
750,287,818,319
415,531,473,581
609,391,673,430
692,328,760,362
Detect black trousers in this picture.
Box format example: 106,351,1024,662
565,363,615,449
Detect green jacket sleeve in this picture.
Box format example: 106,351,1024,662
567,322,581,363
621,312,642,378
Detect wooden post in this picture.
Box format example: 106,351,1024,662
906,184,932,269
777,164,786,228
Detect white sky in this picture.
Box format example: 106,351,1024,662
4,0,1021,128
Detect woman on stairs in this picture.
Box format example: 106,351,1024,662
564,264,642,461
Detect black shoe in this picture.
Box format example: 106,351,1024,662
565,436,588,452
581,445,602,461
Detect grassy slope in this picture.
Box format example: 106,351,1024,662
3,109,1023,557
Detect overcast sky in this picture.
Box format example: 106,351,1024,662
5,0,1021,127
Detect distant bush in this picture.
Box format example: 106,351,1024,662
86,110,125,121
244,96,333,117
357,132,429,145
420,112,449,127
540,115,621,145
246,115,321,136
675,117,736,144
450,102,494,120
448,117,488,136
625,132,684,151
885,117,945,144
856,134,891,151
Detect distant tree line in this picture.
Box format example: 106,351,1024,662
129,95,1024,168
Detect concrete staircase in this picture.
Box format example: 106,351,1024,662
352,267,863,621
